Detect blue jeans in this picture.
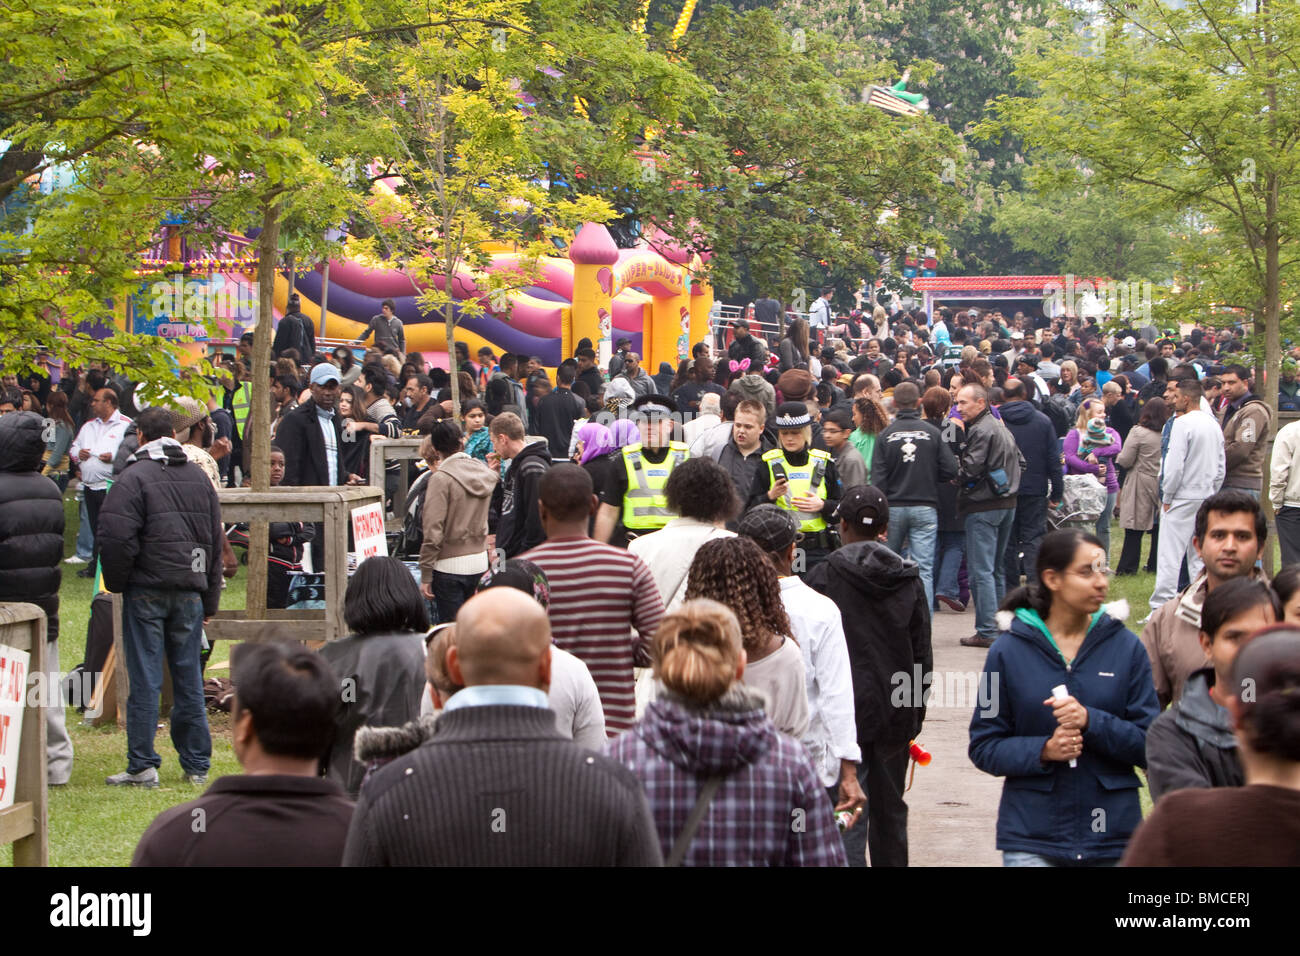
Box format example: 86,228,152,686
934,531,965,604
121,587,211,776
1094,491,1117,563
1003,851,1116,868
76,495,93,560
966,507,1016,640
431,571,482,625
887,506,937,612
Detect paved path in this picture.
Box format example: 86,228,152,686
904,604,1003,867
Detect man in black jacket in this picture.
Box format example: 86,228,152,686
489,411,552,557
727,320,768,372
276,363,363,571
342,587,661,865
533,361,586,459
272,292,316,361
0,411,73,784
806,486,931,867
999,378,1064,591
575,347,604,397
98,407,224,789
871,382,958,614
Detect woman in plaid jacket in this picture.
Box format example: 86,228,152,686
607,599,846,867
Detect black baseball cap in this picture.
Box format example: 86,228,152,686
834,485,889,529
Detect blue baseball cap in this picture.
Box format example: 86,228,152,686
309,363,340,386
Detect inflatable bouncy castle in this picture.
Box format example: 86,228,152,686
268,222,713,372
121,222,714,374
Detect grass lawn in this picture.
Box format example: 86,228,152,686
2,494,244,866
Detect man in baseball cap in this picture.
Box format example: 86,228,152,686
805,483,930,868
833,485,890,534
309,363,340,387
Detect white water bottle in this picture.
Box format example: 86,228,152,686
1052,684,1077,768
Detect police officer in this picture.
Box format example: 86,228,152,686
594,394,690,546
223,358,253,486
748,402,843,572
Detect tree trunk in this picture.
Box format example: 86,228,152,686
319,259,330,341
246,199,280,617
1263,174,1281,576
1262,2,1279,575
445,297,459,419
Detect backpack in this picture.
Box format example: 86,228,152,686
1043,394,1074,438
287,314,310,358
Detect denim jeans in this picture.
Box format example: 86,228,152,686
934,531,965,604
85,487,106,571
1005,494,1048,591
1094,491,1117,564
1003,851,1117,867
886,506,937,612
75,495,93,560
431,571,482,625
966,507,1016,640
121,587,211,775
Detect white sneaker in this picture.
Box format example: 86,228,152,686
64,556,87,565
106,768,159,788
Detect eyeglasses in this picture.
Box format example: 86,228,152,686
1068,567,1114,580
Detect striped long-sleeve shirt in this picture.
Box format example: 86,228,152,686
522,536,665,734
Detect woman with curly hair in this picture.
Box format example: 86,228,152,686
684,536,808,737
850,395,889,480
629,457,738,611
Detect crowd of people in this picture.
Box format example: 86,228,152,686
1,298,1299,866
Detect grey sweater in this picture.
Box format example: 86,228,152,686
342,704,663,866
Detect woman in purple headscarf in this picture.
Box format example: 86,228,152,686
574,419,631,537
608,417,640,450
574,421,614,465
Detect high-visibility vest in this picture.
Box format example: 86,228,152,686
231,382,252,439
762,446,831,532
621,441,689,530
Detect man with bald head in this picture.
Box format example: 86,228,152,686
342,588,662,866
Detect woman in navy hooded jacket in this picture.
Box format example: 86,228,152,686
969,528,1159,865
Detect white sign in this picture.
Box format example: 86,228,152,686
0,643,30,810
351,502,389,564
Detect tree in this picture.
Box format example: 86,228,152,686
986,0,1300,426
340,0,702,413
771,0,1057,276
990,159,1178,282
598,6,967,305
